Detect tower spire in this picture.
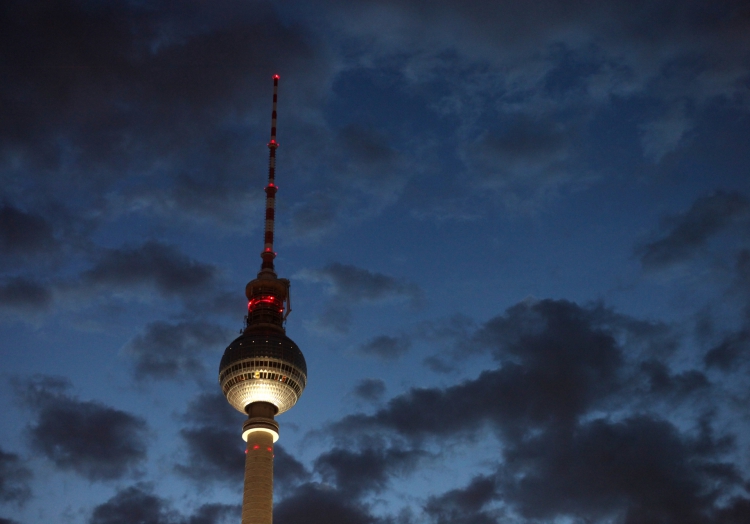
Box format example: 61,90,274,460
261,74,280,272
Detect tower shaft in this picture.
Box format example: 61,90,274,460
242,430,274,524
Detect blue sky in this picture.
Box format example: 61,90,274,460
1,1,750,523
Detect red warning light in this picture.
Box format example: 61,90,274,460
267,447,272,452
253,445,260,450
249,295,280,310
273,74,280,80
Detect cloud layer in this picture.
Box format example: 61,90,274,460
300,263,424,332
16,376,148,481
310,298,746,523
638,191,750,269
124,320,229,381
0,448,31,505
89,483,239,524
1,2,749,523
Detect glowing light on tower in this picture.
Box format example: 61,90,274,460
219,75,306,524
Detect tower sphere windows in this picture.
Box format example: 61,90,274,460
219,329,307,414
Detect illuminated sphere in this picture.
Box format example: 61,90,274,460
219,329,307,415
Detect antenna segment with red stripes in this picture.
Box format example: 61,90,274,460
261,74,280,272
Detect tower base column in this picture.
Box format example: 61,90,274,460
242,429,274,524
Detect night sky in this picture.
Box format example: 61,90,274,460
2,1,750,523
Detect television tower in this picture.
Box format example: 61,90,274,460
219,75,307,524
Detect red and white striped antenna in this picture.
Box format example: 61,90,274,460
260,74,280,272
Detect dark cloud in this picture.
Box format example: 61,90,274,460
704,330,750,371
471,116,576,205
424,475,498,524
288,190,340,241
274,483,377,524
414,313,476,345
332,300,626,442
88,483,238,524
422,355,453,374
334,123,406,206
702,249,750,372
315,0,750,214
341,124,398,165
325,0,750,108
175,392,243,485
181,289,249,322
0,448,32,505
30,403,148,481
416,314,482,372
358,335,411,360
0,204,55,256
179,391,238,429
301,263,424,332
0,519,20,524
314,446,424,498
640,108,695,162
315,303,354,334
302,263,423,306
639,359,710,399
734,249,750,317
318,298,748,522
715,497,750,524
83,241,216,297
330,370,491,442
352,378,386,402
286,122,412,241
274,445,311,493
16,374,70,404
497,415,741,523
335,300,711,441
475,299,625,430
176,425,243,485
185,503,241,524
1,0,332,225
737,249,750,284
637,191,750,269
124,320,229,381
89,484,180,524
0,277,52,313
17,375,148,481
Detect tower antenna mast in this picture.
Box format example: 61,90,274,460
261,74,280,272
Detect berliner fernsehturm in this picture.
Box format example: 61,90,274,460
218,75,307,524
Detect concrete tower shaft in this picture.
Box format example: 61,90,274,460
243,430,274,523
